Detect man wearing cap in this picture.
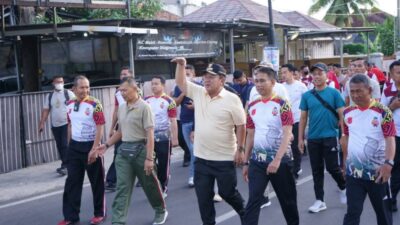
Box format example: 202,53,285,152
172,57,246,225
232,70,254,108
299,62,347,213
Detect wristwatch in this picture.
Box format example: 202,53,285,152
384,159,394,167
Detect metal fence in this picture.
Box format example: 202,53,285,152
0,86,116,174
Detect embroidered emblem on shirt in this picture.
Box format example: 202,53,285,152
347,117,352,124
371,117,379,127
85,108,90,116
272,107,278,116
251,108,256,116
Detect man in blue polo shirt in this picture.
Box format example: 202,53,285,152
173,64,196,187
299,62,347,213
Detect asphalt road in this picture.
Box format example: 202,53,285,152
1,156,399,225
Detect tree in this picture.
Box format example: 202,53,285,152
308,0,376,27
32,0,163,24
375,17,396,56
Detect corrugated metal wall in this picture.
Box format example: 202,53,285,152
0,95,22,173
0,86,117,174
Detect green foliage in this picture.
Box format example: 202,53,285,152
343,43,365,54
360,32,380,53
375,17,396,56
32,0,162,24
308,0,376,27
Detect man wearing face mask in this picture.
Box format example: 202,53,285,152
39,76,75,175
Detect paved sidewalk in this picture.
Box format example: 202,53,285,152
0,147,184,205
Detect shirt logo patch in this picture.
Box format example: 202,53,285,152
272,107,278,116
251,108,256,116
85,108,90,116
371,117,379,127
347,117,352,124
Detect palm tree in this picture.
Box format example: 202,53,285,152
308,0,376,27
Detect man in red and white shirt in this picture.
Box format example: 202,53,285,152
342,74,395,225
242,66,299,225
380,60,400,212
58,76,106,225
145,75,178,196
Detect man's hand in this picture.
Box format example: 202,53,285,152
267,158,281,174
375,164,392,184
242,166,249,182
389,97,400,111
234,150,244,166
185,101,194,110
39,123,44,133
88,149,98,164
298,138,305,154
171,138,179,147
96,144,107,157
171,57,186,66
190,131,194,143
144,159,154,176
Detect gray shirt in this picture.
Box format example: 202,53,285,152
43,90,75,127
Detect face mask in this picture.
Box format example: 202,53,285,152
54,83,64,91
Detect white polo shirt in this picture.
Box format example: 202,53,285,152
343,100,396,181
380,81,400,136
67,96,105,142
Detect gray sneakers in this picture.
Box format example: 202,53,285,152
153,210,168,225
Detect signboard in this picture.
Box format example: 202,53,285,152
263,47,280,72
136,29,222,59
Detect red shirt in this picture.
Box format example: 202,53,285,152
327,70,340,90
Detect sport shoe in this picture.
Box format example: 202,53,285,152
56,167,67,176
90,216,105,225
260,197,271,209
162,191,168,199
308,200,327,213
297,169,303,176
339,189,347,204
213,194,222,202
57,220,78,225
188,177,194,187
153,210,168,225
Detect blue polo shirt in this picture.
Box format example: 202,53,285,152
299,87,345,139
173,84,195,124
232,80,254,107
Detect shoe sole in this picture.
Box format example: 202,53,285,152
260,202,271,209
308,206,327,213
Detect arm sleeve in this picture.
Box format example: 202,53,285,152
246,114,255,129
168,99,177,118
299,93,308,111
231,96,246,125
280,100,294,126
381,108,396,137
93,101,106,125
335,90,346,109
43,93,50,109
143,104,155,130
186,81,204,101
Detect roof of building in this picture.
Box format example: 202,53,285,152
180,0,294,27
281,11,339,31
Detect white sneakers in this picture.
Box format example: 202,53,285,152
188,177,194,187
308,200,327,213
213,194,223,202
339,189,347,204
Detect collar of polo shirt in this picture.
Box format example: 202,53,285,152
126,98,142,111
204,87,229,98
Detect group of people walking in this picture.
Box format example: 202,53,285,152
39,55,400,225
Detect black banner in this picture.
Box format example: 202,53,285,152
136,29,222,59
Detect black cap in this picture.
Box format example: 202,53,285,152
202,63,226,76
233,70,244,79
311,62,328,72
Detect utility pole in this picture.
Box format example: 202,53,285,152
397,0,400,50
268,0,276,46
